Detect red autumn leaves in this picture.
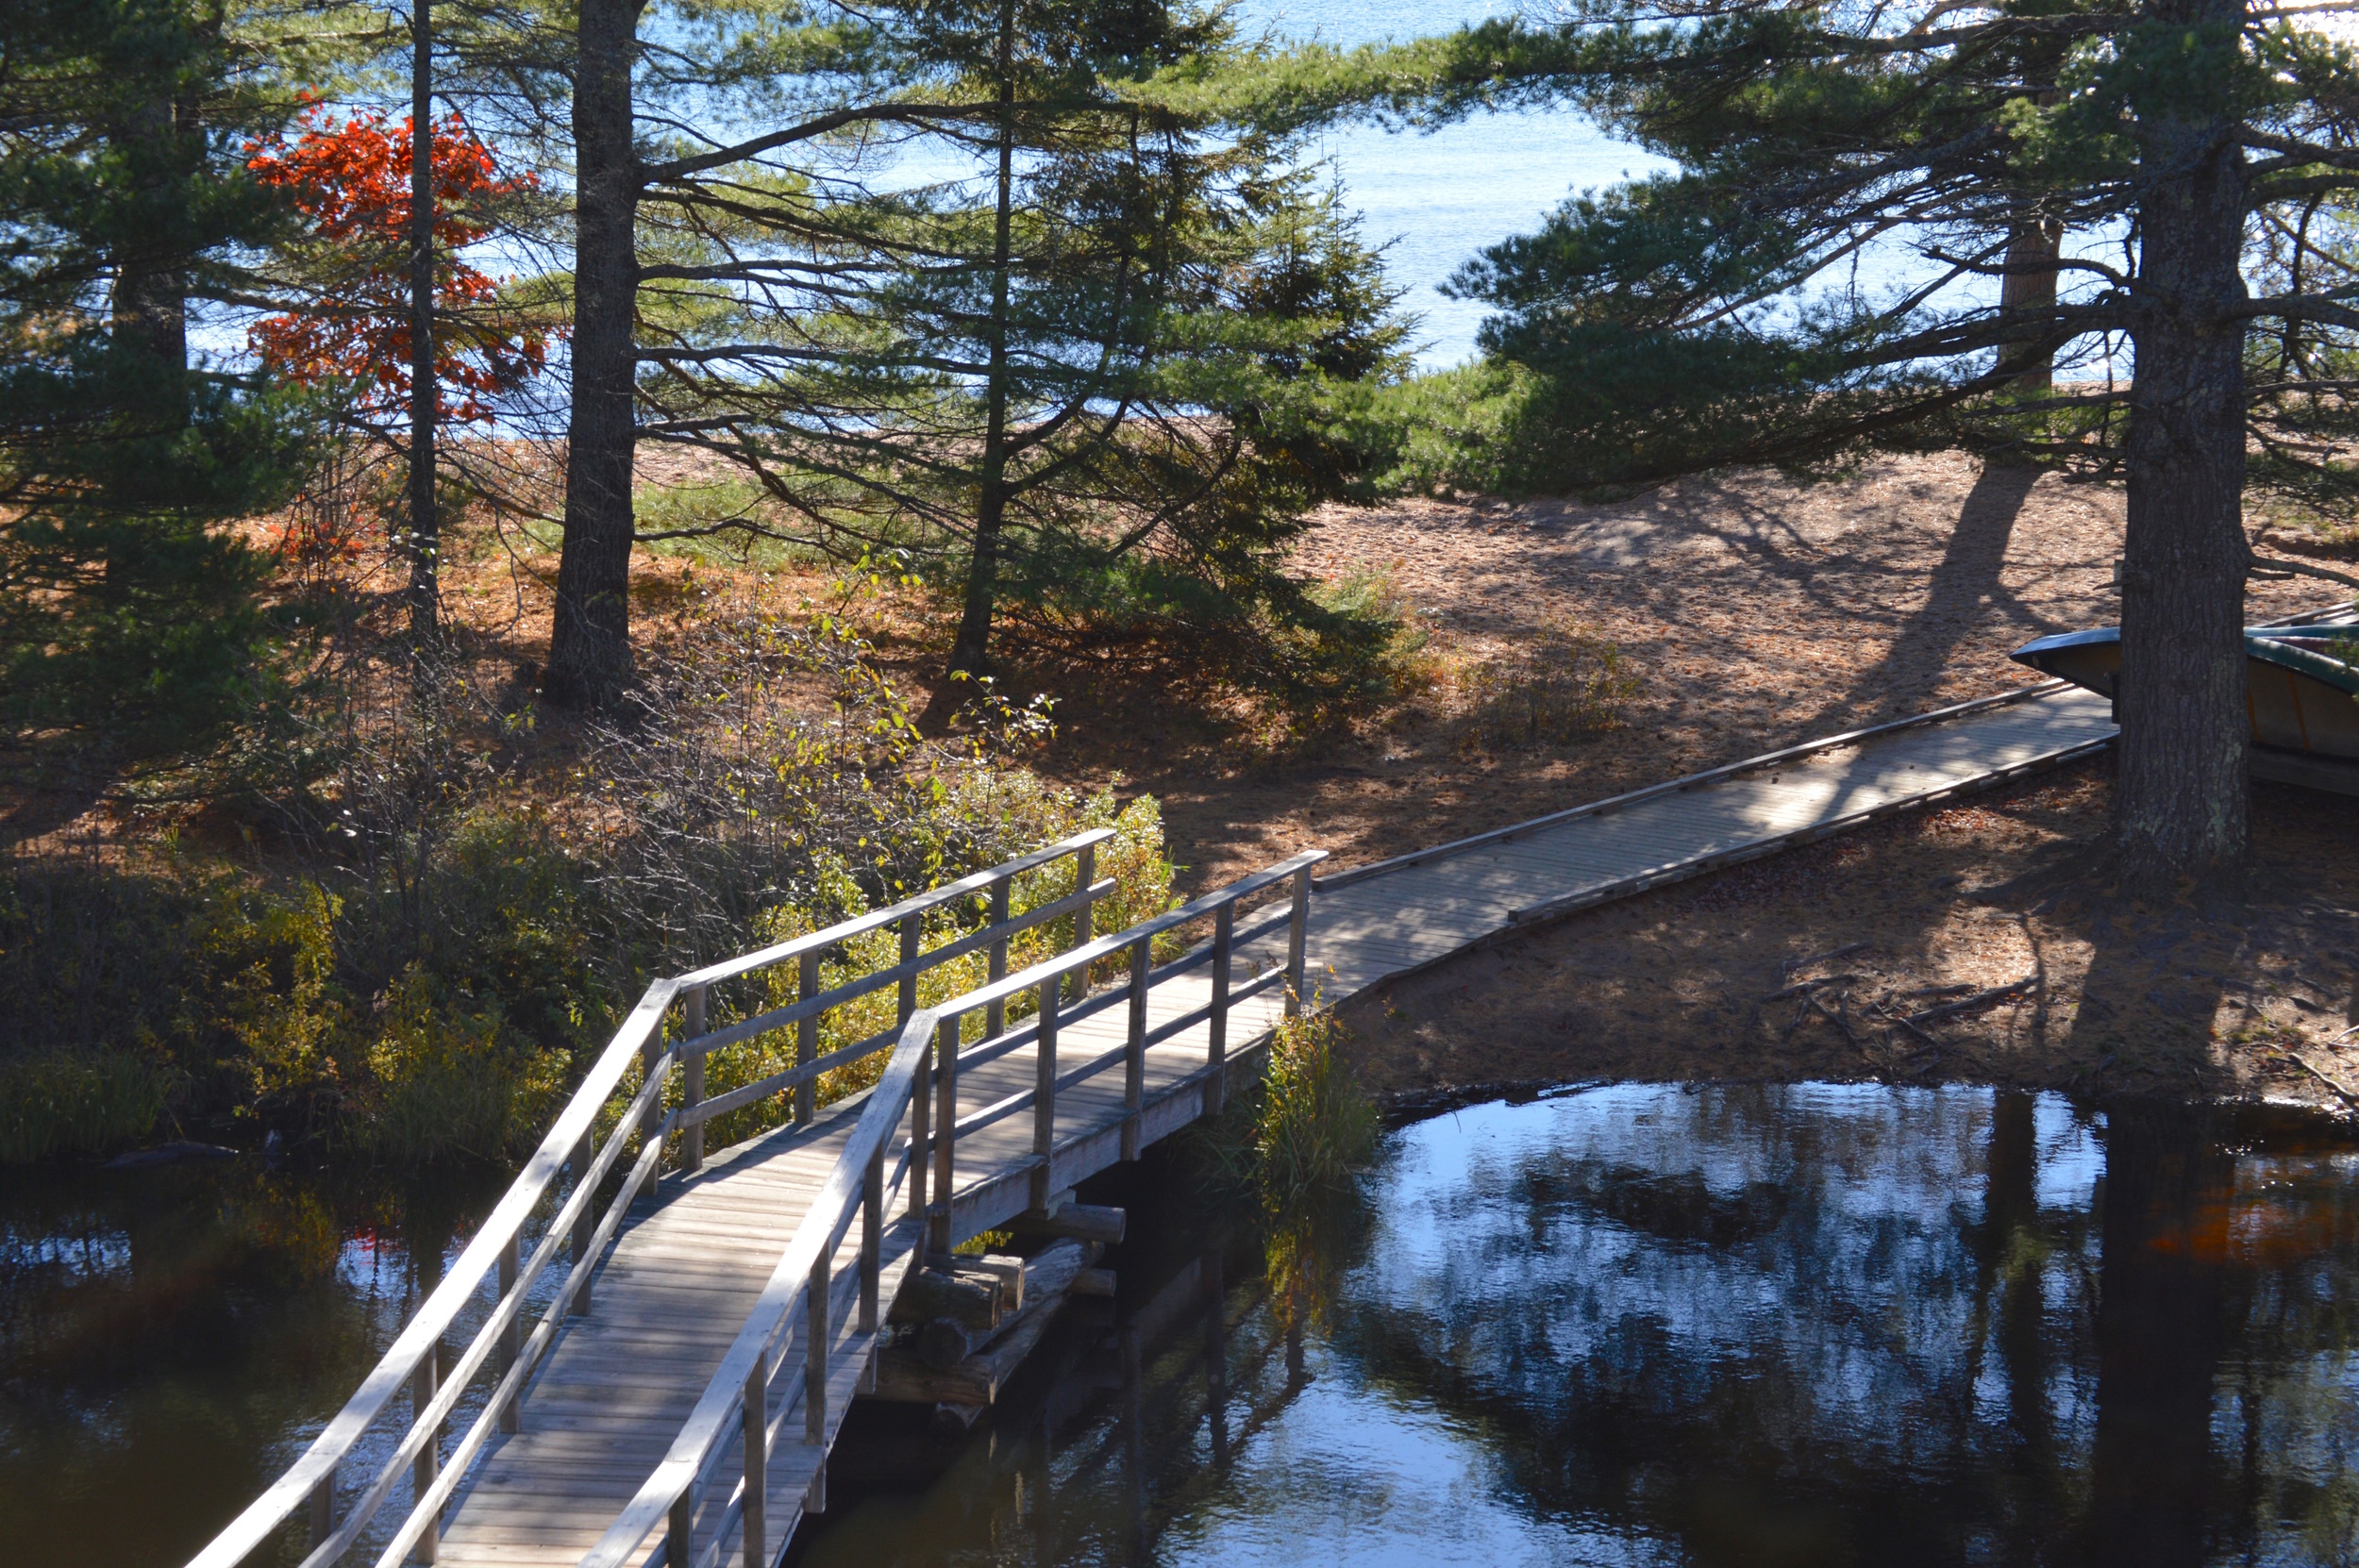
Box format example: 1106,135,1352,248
247,105,552,424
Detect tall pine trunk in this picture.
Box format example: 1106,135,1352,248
408,0,439,645
2119,0,2250,893
1997,218,2061,393
943,0,1020,688
547,0,644,709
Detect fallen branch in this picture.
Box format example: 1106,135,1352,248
1907,974,2037,1025
1763,973,1862,1002
1872,1001,1944,1047
2274,1047,2359,1111
2251,556,2359,591
1808,988,1862,1044
1782,941,1872,981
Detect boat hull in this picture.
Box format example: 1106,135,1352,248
2010,613,2359,772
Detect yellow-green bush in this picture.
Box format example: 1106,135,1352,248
358,966,571,1163
1249,1003,1379,1216
678,782,1180,1153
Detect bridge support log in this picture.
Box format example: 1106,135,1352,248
889,1265,1002,1334
1007,1203,1126,1245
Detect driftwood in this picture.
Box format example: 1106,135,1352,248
1906,974,2036,1026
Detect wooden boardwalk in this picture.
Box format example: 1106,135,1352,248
436,957,1292,1568
192,679,2116,1568
1260,682,2116,995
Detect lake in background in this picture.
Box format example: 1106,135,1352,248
1237,0,1667,368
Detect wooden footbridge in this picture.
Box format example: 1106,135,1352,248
186,678,2116,1568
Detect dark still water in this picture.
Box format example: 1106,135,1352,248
797,1085,2359,1568
0,1158,513,1568
8,1086,2359,1567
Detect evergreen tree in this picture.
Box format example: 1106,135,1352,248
1341,0,2359,891
0,0,322,765
636,0,1413,699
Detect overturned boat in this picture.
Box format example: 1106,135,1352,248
2011,606,2359,794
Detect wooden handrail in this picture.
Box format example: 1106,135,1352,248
183,833,1113,1568
672,830,1113,990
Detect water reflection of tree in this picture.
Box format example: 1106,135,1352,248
1307,1087,2359,1567
1309,1088,2063,1561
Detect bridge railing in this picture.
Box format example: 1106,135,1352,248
579,847,1325,1568
184,830,1118,1568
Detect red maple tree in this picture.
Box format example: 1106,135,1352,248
247,105,551,424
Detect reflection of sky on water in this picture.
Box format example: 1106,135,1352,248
805,1081,2359,1568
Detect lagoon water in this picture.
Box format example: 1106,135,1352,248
798,1085,2359,1568
1237,0,1668,368
6,1085,2359,1564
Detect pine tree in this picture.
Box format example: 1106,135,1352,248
0,0,322,767
1342,0,2359,892
634,0,1413,700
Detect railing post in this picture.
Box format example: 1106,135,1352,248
743,1353,768,1568
641,1033,667,1142
909,1025,933,1225
1031,975,1059,1210
897,911,921,1026
1207,902,1233,1114
411,1343,440,1564
1284,865,1313,1019
1066,842,1096,1002
986,876,1011,1039
796,949,820,1126
1122,938,1148,1160
570,1134,594,1314
931,1015,959,1258
681,984,707,1175
496,1231,522,1433
666,1491,692,1568
806,1259,829,1444
861,1143,884,1332
308,1462,339,1546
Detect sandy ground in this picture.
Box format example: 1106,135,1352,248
1010,452,2326,892
1339,758,2359,1117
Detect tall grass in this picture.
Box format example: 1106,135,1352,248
1247,1001,1380,1216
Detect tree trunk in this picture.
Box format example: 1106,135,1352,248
108,95,188,384
1997,217,2061,393
941,0,1020,691
2119,2,2250,893
408,0,439,645
546,0,644,709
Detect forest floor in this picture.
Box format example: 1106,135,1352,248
937,450,2329,889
